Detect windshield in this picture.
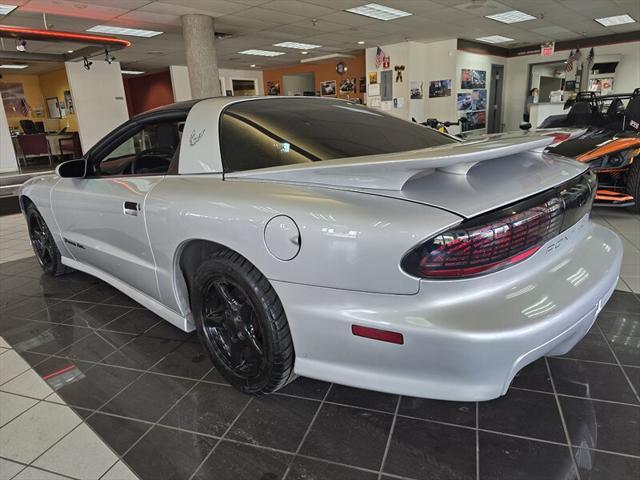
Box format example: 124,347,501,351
219,98,457,172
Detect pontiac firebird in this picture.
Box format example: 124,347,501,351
19,97,622,401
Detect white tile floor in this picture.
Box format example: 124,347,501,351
0,208,638,480
0,218,137,480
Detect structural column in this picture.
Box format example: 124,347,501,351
181,14,221,99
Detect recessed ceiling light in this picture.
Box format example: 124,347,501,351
486,10,536,24
87,25,162,38
301,51,309,55
121,70,144,75
273,41,321,49
357,40,365,45
0,64,28,69
346,3,412,21
594,14,636,27
238,49,285,57
67,49,74,53
250,64,256,68
0,4,17,15
475,35,514,44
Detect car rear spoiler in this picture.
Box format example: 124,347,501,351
226,133,554,191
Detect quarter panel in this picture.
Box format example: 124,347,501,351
144,176,462,313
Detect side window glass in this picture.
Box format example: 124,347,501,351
95,121,183,176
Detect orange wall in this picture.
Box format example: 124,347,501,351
39,68,78,131
1,68,77,131
262,54,365,100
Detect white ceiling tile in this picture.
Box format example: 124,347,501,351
317,11,380,27
152,1,249,16
260,1,336,17
232,7,307,24
16,0,127,21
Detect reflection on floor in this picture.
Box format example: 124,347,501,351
0,209,638,480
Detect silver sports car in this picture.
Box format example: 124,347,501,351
20,97,622,401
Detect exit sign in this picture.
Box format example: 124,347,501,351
541,41,555,57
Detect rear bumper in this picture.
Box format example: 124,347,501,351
274,217,622,401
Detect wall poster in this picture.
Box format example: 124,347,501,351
0,82,30,117
320,80,336,96
460,110,486,131
267,80,280,95
64,90,74,114
410,80,423,99
460,69,486,89
456,89,486,111
428,79,452,98
340,78,356,93
368,72,378,84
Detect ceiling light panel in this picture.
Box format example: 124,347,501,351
273,41,321,49
345,3,412,21
121,70,144,75
0,64,28,69
87,25,163,38
486,10,536,24
238,49,285,57
0,4,17,15
475,35,514,43
594,14,636,27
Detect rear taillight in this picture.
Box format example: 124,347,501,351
402,170,595,279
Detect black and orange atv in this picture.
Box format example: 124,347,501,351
545,90,640,213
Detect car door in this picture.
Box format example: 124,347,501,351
51,114,183,300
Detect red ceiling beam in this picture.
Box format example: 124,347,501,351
0,25,131,50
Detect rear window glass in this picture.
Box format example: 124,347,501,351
219,98,456,172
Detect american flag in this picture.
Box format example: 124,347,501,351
375,46,384,69
566,48,581,72
586,47,595,69
19,97,30,117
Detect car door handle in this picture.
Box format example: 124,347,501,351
123,201,140,216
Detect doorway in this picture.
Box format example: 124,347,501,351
282,72,315,96
487,64,504,133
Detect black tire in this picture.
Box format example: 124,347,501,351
25,204,71,276
627,161,640,213
191,249,295,395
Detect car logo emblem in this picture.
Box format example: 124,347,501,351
190,128,205,146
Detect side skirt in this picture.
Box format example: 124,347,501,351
62,256,195,332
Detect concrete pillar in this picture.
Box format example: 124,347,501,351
181,14,221,99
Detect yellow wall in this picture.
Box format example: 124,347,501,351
0,68,77,131
0,73,45,128
39,68,77,132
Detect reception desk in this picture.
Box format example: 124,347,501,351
530,102,567,128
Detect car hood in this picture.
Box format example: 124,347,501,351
227,132,587,219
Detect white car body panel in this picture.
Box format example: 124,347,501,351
18,96,622,401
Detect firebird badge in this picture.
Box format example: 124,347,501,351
189,128,206,146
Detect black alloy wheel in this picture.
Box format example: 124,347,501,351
191,249,295,395
201,276,265,378
25,204,70,276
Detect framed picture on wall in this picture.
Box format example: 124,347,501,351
320,80,336,96
428,79,451,98
267,80,280,95
64,90,74,114
461,69,486,89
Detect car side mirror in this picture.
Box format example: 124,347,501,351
519,122,532,131
56,158,87,178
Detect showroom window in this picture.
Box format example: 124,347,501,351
219,98,457,172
